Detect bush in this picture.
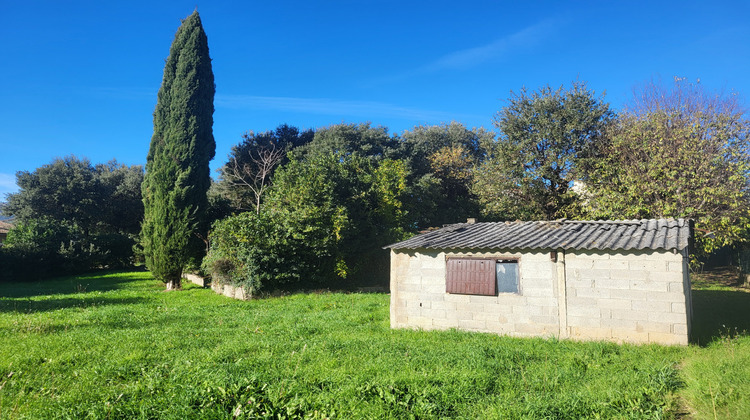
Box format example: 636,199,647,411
0,218,139,282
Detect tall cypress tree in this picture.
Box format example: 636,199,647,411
141,11,215,290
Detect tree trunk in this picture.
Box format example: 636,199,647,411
165,278,182,291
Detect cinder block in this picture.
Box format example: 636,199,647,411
569,326,613,340
529,315,559,325
601,317,637,330
445,310,474,321
525,296,558,307
469,295,498,304
593,259,630,270
629,280,669,292
473,312,506,322
567,296,598,307
456,302,482,312
567,277,596,289
668,261,684,272
522,287,556,298
669,282,686,293
610,289,648,300
422,308,446,319
610,270,649,281
430,300,456,311
572,268,606,281
635,321,672,333
568,315,602,328
629,260,667,272
409,316,434,329
595,278,631,290
597,298,632,310
646,291,686,303
631,300,670,313
458,319,486,330
567,305,601,318
672,323,688,335
485,321,514,333
572,286,610,299
432,318,458,329
647,312,687,324
483,303,514,314
444,294,471,304
649,332,687,346
611,309,649,321
671,302,687,314
611,329,650,343
565,258,594,270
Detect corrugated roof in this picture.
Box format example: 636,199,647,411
386,219,692,252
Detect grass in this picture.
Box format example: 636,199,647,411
0,270,747,419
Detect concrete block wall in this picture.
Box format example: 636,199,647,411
390,249,560,338
390,247,692,346
565,249,690,345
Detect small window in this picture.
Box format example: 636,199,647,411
496,260,519,294
446,258,520,296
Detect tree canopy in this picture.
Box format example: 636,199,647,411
474,82,613,220
582,79,750,256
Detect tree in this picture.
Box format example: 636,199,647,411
474,82,613,220
2,156,144,278
203,153,411,293
141,11,215,290
583,78,750,256
216,124,314,213
400,122,493,227
290,122,399,162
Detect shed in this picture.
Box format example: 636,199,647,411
385,219,693,345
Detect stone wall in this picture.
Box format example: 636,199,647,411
390,247,692,345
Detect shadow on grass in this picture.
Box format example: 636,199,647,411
691,288,750,346
0,296,147,314
0,269,151,298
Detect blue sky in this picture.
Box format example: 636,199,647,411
1,0,748,198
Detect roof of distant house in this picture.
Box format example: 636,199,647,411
386,219,692,252
0,219,15,234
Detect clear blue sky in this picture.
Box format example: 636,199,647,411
1,0,748,197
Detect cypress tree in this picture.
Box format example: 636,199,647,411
141,11,215,290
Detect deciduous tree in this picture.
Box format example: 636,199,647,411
474,82,613,220
141,11,215,290
583,79,750,256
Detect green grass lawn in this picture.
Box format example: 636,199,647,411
0,271,748,419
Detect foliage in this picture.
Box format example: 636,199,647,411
290,122,399,161
400,122,494,228
1,157,143,280
204,153,410,292
582,79,750,256
141,11,216,288
5,156,143,236
215,124,314,213
6,271,749,418
474,82,613,220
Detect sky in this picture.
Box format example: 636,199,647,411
1,0,748,198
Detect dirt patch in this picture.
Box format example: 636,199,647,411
692,266,747,289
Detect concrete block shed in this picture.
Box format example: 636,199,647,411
385,219,694,345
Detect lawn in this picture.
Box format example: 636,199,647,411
0,270,748,419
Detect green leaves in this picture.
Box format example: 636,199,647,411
142,11,216,286
475,82,612,221
582,80,750,256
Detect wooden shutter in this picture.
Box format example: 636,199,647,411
446,258,496,295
